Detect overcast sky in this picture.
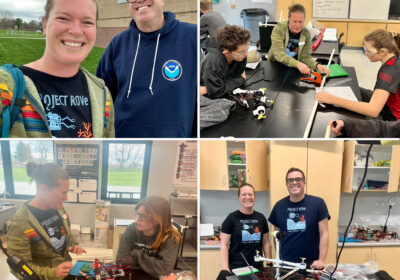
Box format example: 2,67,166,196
0,0,45,22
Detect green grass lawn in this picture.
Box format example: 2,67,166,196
108,170,142,186
0,38,105,75
11,167,142,187
0,30,44,38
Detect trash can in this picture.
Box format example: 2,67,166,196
240,8,269,44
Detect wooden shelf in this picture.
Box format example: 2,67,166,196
353,166,391,170
228,163,246,166
352,189,388,192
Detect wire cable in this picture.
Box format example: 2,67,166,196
330,143,374,279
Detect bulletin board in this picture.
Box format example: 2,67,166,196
313,0,350,19
56,143,99,203
172,141,197,187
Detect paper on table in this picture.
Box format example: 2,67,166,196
323,28,337,42
320,86,358,102
232,266,260,276
246,60,261,70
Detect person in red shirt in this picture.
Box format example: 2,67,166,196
316,29,400,121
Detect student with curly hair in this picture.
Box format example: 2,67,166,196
200,25,251,99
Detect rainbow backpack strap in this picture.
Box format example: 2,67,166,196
1,64,27,137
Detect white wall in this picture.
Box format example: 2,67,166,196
212,0,277,26
200,190,270,227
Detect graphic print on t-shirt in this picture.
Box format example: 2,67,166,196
240,219,261,243
286,207,307,232
40,214,67,252
286,36,299,58
39,93,93,137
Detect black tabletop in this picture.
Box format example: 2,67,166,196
312,39,340,56
201,60,365,138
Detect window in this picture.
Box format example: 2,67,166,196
0,143,4,197
101,141,152,204
1,140,54,198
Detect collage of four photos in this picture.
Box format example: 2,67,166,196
0,0,400,279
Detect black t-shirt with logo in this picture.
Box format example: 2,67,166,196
27,204,67,253
20,66,93,138
286,29,301,59
221,210,269,270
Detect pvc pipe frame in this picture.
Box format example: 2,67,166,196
303,48,336,138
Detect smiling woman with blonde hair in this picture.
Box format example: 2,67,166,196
116,196,182,278
0,0,114,138
217,183,271,280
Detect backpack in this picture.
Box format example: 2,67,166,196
0,64,27,138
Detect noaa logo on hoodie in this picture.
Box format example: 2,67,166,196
162,60,182,81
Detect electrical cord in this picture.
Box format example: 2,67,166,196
383,204,392,233
330,143,374,279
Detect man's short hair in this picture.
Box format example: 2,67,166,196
285,167,306,182
200,0,211,11
217,25,251,52
288,3,306,19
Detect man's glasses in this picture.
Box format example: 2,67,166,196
286,177,304,184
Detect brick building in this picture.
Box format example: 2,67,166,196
96,0,197,48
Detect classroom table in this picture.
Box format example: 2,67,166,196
225,266,386,280
200,60,365,138
312,39,341,64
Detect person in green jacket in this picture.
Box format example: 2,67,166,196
268,4,330,75
7,162,86,279
0,0,114,138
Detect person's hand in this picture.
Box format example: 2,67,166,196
200,86,207,95
317,64,330,76
296,62,312,74
315,91,336,104
241,71,246,79
68,245,87,255
55,262,74,278
330,120,344,135
310,260,326,270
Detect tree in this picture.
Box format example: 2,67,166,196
14,17,22,30
14,141,26,163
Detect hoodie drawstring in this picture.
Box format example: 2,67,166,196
127,33,141,99
149,33,160,96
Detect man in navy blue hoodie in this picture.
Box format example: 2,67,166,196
96,0,197,138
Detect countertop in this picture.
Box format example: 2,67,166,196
337,239,400,247
200,239,221,250
200,238,400,249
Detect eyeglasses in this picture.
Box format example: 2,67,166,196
286,177,304,184
362,46,378,56
230,48,249,57
135,212,151,222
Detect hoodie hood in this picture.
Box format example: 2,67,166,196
205,37,223,55
96,11,197,137
129,11,178,39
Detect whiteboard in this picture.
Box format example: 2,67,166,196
313,0,350,19
350,0,390,20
